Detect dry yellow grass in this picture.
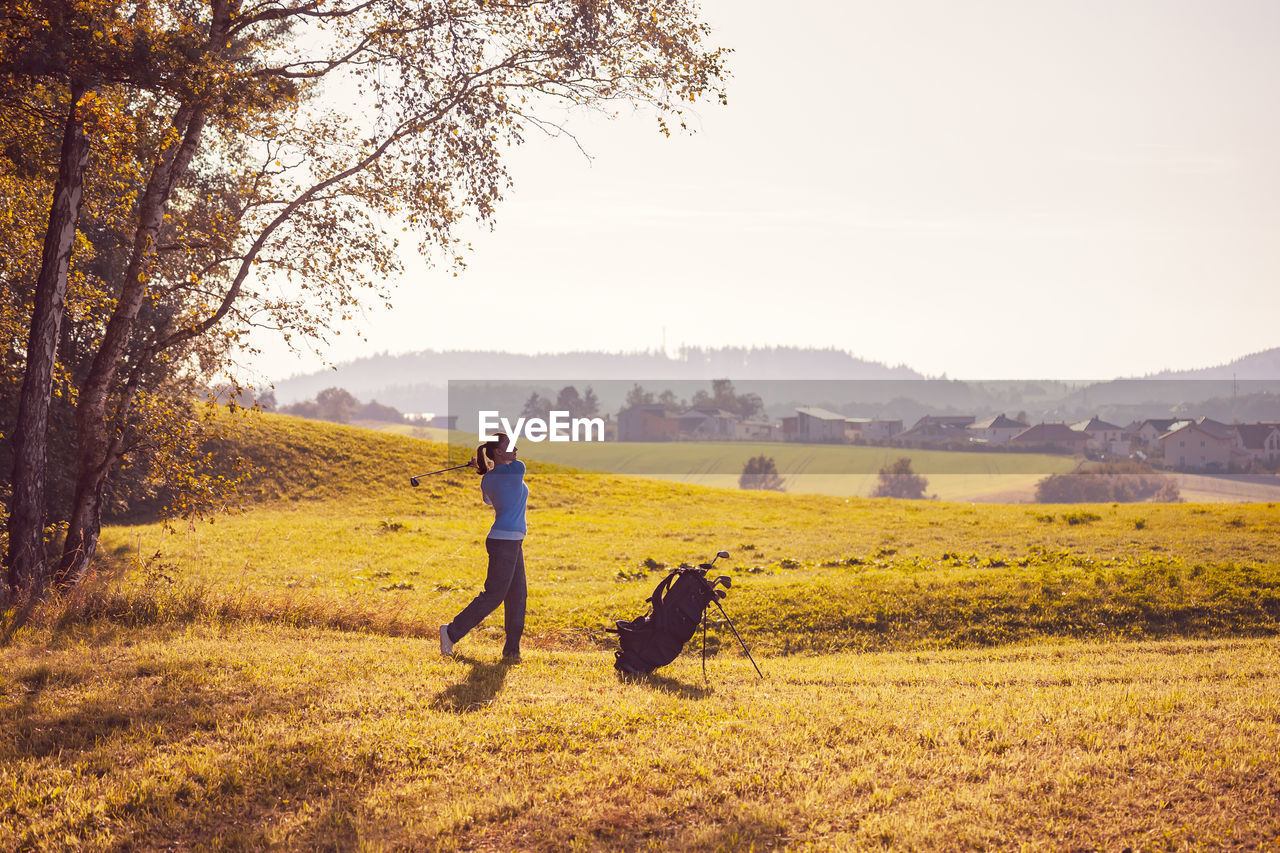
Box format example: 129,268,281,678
2,624,1277,850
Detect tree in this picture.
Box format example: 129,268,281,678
624,383,655,409
1,78,253,599
871,458,928,499
739,455,784,491
521,392,551,422
581,386,599,417
656,388,684,412
553,385,598,419
359,400,404,423
692,378,761,418
1034,461,1180,503
280,399,319,419
315,388,359,424
3,0,728,600
554,385,583,417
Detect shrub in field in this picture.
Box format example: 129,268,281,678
872,458,929,499
1064,511,1102,525
1035,461,1180,503
740,455,785,491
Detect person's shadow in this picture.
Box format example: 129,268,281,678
431,655,516,713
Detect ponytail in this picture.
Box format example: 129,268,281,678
475,432,509,475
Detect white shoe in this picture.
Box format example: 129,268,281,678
440,625,456,657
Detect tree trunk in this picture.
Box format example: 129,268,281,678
4,89,90,601
55,108,206,589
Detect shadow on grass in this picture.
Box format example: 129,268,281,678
616,669,714,700
0,652,374,850
564,803,786,850
430,654,516,713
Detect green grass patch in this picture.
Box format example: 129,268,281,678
90,413,1280,653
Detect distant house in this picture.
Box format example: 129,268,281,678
1008,423,1091,454
735,419,782,440
967,413,1029,445
1129,418,1181,451
917,415,976,429
677,406,739,439
1195,417,1235,437
406,413,458,430
1235,422,1280,464
794,407,849,442
1159,420,1236,470
1070,415,1127,455
618,405,679,441
898,415,975,445
844,418,902,441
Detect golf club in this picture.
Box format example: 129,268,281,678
698,550,732,570
409,462,472,487
698,553,762,678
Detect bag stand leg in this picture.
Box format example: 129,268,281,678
712,599,764,679
701,615,708,682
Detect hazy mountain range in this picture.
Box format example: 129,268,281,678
1144,347,1280,381
268,345,1280,425
270,346,925,408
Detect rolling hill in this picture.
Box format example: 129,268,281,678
3,413,1278,850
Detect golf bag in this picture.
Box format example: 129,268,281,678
612,567,721,675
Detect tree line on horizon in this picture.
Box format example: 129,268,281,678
625,379,765,420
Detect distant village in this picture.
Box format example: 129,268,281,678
292,380,1280,475
616,404,1280,473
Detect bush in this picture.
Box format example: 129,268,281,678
740,455,785,491
1035,461,1181,503
871,458,928,499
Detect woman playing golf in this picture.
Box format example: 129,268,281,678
440,432,528,661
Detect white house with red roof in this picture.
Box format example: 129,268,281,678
966,413,1029,445
1159,419,1237,470
1128,418,1180,451
897,415,975,445
1070,415,1127,455
1235,423,1280,465
1008,423,1091,454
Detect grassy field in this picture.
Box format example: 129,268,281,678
373,423,1079,501
88,414,1280,651
5,626,1278,850
4,411,1280,850
374,421,1280,503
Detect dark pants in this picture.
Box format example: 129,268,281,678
447,538,525,656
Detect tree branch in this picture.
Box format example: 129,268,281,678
152,66,495,354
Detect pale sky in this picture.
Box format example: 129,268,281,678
249,0,1280,384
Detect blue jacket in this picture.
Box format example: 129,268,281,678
482,459,528,540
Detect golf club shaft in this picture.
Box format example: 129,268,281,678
412,462,471,478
